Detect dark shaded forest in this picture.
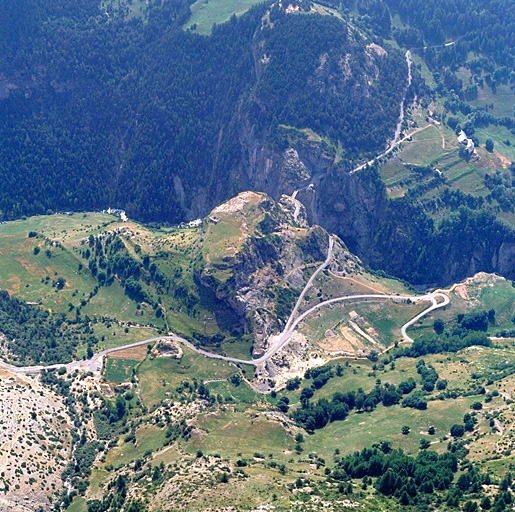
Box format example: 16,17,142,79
0,0,405,223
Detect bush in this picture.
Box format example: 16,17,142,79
436,379,448,390
286,377,301,391
419,439,431,450
450,424,465,437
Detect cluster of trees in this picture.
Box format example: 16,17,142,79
485,171,515,213
401,311,492,358
274,285,300,321
86,474,134,512
0,290,97,364
319,0,515,73
388,0,515,70
82,233,166,311
309,0,515,289
333,446,459,505
291,377,418,431
332,442,515,509
416,360,439,392
304,365,339,389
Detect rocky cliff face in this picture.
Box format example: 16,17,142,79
298,166,515,286
195,191,360,356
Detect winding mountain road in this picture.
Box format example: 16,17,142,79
0,236,449,374
349,49,412,175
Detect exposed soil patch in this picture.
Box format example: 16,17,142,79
109,345,148,361
454,284,469,300
498,153,511,169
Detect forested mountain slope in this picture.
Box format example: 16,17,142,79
304,0,515,285
2,0,515,287
0,0,405,222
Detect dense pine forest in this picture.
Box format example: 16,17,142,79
0,0,405,222
1,0,515,287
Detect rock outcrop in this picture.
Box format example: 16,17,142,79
195,191,360,358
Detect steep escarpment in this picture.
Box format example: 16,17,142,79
194,191,361,356
304,167,515,286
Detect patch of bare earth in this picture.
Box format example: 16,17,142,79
498,154,511,169
109,345,148,361
318,328,362,353
211,191,262,215
270,332,329,390
454,284,469,300
0,370,73,512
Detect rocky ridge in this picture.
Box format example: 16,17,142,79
195,191,361,360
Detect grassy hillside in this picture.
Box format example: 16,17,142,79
0,212,223,361
72,296,515,510
183,0,265,34
1,207,515,510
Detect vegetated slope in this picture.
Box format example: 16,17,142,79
0,0,406,224
322,0,515,70
0,196,367,366
63,272,515,512
4,0,514,289
300,0,515,286
0,290,97,365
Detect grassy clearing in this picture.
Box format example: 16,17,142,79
88,469,110,499
414,275,515,337
0,212,115,240
0,211,244,358
316,269,412,298
0,213,136,317
475,125,515,163
66,497,87,512
81,281,142,323
104,424,168,468
184,409,294,459
138,347,241,408
400,125,451,164
150,444,185,467
206,379,259,403
471,84,515,118
101,0,148,20
89,323,157,352
184,0,264,34
293,358,420,404
104,357,140,384
199,192,264,282
221,335,253,360
278,124,343,163
303,395,480,459
378,106,503,204
0,230,96,311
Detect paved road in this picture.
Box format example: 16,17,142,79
284,236,334,331
0,236,450,373
349,50,412,175
0,338,167,375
